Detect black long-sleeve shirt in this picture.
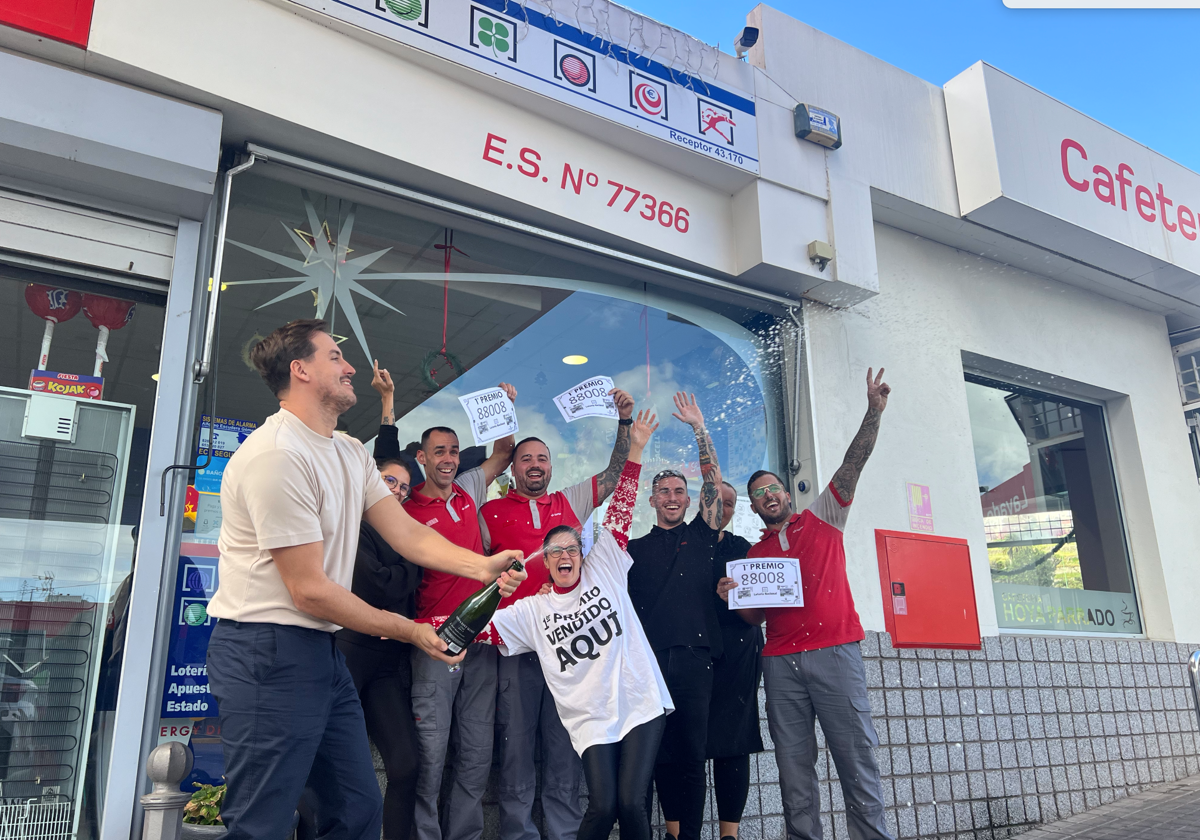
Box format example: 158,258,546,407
335,520,423,652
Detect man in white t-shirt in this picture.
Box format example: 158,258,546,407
206,319,524,840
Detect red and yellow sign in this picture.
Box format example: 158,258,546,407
29,370,104,400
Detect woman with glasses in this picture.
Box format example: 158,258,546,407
331,450,424,840
424,410,668,840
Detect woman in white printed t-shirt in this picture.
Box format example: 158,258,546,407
427,410,669,840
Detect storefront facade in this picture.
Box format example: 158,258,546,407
0,1,1197,838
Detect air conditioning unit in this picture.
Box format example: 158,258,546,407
1173,338,1200,411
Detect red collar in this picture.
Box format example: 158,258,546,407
407,481,460,506
505,488,553,505
552,579,581,594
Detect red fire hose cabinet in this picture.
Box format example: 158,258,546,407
874,530,982,650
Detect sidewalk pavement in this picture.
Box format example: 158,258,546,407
1017,773,1200,839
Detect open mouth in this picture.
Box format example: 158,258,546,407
663,503,682,514
557,561,573,575
526,469,545,481
764,499,780,513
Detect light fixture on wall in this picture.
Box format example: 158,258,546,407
808,240,834,272
562,355,588,365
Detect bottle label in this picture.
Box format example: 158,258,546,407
439,615,475,653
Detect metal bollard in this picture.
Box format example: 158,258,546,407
140,741,195,840
1189,651,1200,734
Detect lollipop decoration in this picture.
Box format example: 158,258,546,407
24,284,82,370
81,293,136,377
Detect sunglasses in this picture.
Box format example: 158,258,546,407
750,483,784,499
545,545,582,560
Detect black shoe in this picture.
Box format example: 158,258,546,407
721,836,737,840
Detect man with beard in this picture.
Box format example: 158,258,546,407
404,405,516,840
206,320,525,840
479,386,635,840
625,392,725,840
721,367,893,840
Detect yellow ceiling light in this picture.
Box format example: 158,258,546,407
562,355,588,365
151,373,160,382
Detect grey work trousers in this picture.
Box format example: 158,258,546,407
411,643,498,840
763,643,893,840
495,652,583,840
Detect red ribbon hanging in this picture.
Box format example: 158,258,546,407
429,229,468,384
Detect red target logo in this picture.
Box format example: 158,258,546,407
629,72,668,120
553,41,596,92
560,55,589,86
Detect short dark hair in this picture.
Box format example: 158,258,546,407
747,470,786,495
651,468,688,492
249,319,329,397
421,426,459,448
377,454,416,475
514,437,549,459
542,524,582,552
721,480,737,493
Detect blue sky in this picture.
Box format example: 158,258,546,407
625,0,1200,173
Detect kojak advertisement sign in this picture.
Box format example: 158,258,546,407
287,0,759,173
945,62,1200,303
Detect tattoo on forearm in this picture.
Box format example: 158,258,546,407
695,426,722,529
595,424,631,503
382,412,394,426
831,407,881,503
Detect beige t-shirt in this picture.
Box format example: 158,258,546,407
208,409,392,631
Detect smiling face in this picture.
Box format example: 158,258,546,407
380,462,412,502
512,440,553,496
418,430,460,493
649,475,690,528
300,331,357,415
749,473,793,526
719,483,737,531
544,528,583,589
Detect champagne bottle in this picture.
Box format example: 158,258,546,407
437,559,524,656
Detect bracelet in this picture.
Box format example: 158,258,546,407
618,417,633,426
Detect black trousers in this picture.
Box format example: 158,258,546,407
652,646,712,840
578,715,666,840
713,755,751,823
339,639,418,840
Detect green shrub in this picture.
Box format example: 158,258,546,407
183,783,225,825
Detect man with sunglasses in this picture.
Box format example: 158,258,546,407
721,367,893,840
626,392,726,840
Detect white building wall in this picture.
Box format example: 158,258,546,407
806,223,1200,642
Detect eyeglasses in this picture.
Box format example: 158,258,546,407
750,483,784,499
544,545,582,560
383,475,411,496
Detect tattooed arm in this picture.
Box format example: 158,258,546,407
592,388,636,504
829,367,891,504
372,360,395,426
672,392,723,530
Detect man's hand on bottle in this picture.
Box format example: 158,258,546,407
486,550,526,596
408,621,468,666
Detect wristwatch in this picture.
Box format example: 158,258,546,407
618,418,633,426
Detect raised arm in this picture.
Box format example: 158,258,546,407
602,410,657,548
673,392,723,530
592,388,635,504
829,367,891,504
481,382,518,485
372,359,395,426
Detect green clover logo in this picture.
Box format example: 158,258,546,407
477,16,510,58
383,0,422,21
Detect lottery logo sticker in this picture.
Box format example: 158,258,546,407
470,6,517,62
629,71,668,120
698,98,736,145
554,41,596,92
380,0,428,27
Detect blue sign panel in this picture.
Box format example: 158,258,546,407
161,554,220,718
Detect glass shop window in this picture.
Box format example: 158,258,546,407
0,270,162,837
965,374,1140,635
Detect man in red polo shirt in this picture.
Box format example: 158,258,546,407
480,387,635,840
405,382,518,840
721,368,893,840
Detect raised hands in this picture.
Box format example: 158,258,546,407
630,409,659,456
371,359,394,398
608,388,635,420
866,367,890,413
671,391,706,429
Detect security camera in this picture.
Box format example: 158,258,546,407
733,27,759,59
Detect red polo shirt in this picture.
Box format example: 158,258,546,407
404,467,486,619
747,483,864,656
480,477,597,603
